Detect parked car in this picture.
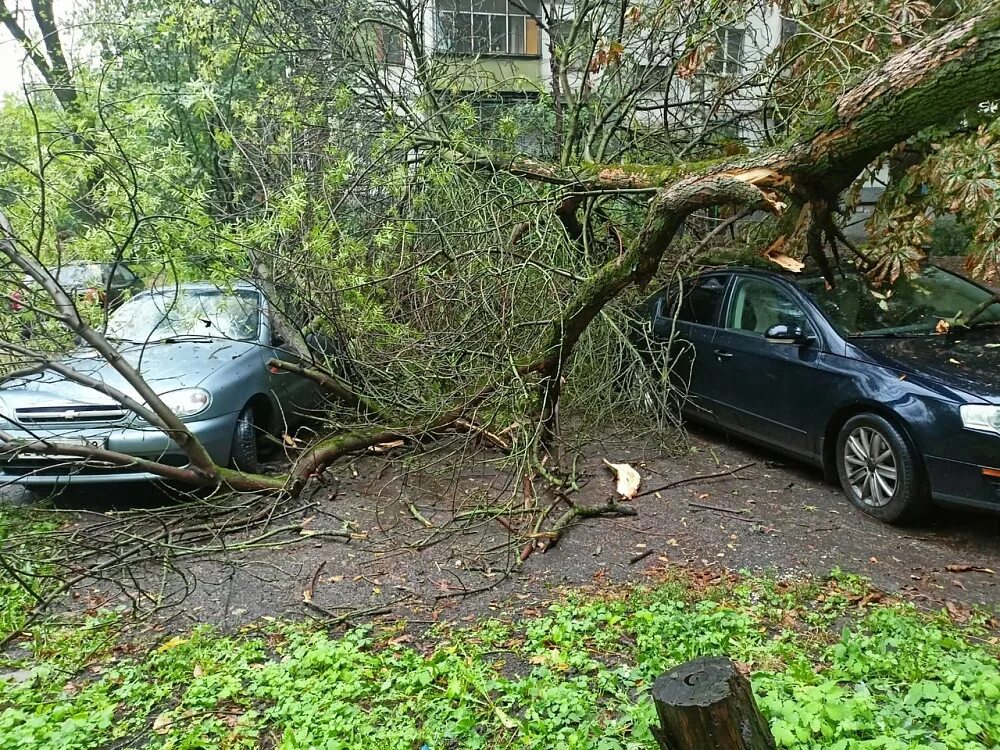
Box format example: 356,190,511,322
10,261,144,312
636,264,1000,523
0,282,323,486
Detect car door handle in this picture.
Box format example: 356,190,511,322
714,349,734,360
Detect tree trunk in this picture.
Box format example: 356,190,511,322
651,657,776,750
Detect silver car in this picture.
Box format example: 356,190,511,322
0,282,321,486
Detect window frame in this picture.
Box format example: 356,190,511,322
658,272,732,329
436,0,542,58
722,274,818,339
376,25,407,66
707,26,745,77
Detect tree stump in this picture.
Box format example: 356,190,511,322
650,657,776,750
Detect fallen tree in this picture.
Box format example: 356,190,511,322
0,3,999,534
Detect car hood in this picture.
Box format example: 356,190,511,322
849,327,1000,399
1,340,259,406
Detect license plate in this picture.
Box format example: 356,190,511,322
20,437,107,460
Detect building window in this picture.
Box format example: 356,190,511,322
377,26,407,65
637,64,672,90
437,0,541,57
780,18,800,45
708,26,744,76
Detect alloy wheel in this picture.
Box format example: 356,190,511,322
842,426,898,507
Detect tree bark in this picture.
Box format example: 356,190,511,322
651,657,776,750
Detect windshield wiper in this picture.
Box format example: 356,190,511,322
155,334,219,344
850,330,938,339
850,331,902,338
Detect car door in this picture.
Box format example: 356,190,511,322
710,273,839,459
651,273,732,425
261,308,321,426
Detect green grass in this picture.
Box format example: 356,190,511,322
1,536,998,750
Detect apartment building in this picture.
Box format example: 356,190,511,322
372,1,796,149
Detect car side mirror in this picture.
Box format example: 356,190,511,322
764,324,814,346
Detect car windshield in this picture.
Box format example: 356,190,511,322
106,288,261,343
799,266,1000,336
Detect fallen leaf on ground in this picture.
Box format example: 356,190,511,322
153,713,172,734
156,636,187,652
603,460,641,499
945,600,971,623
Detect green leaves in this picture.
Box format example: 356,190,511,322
2,571,998,749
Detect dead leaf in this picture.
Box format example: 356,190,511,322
156,636,187,652
945,564,996,575
945,600,971,623
153,712,172,734
603,460,641,499
193,664,204,679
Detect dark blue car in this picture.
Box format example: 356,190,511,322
640,264,1000,523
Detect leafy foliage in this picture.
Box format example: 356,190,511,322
1,569,998,749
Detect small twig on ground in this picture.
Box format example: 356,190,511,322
688,502,761,524
629,548,656,565
303,600,394,625
452,418,511,451
434,568,514,601
540,501,638,554
687,501,752,516
632,462,756,499
408,504,435,529
308,560,327,601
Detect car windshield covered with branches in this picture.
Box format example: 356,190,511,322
800,266,1000,336
106,288,261,343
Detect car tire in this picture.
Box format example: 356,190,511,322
835,413,928,524
229,405,259,474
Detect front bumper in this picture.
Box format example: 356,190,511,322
926,453,1000,510
0,411,238,486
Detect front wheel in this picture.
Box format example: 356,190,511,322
835,413,928,524
229,405,259,473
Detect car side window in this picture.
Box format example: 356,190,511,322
111,264,136,284
726,277,813,336
663,275,730,327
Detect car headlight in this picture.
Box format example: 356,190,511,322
960,404,1000,436
158,388,211,419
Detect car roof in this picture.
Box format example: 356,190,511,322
696,264,848,287
143,280,262,294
